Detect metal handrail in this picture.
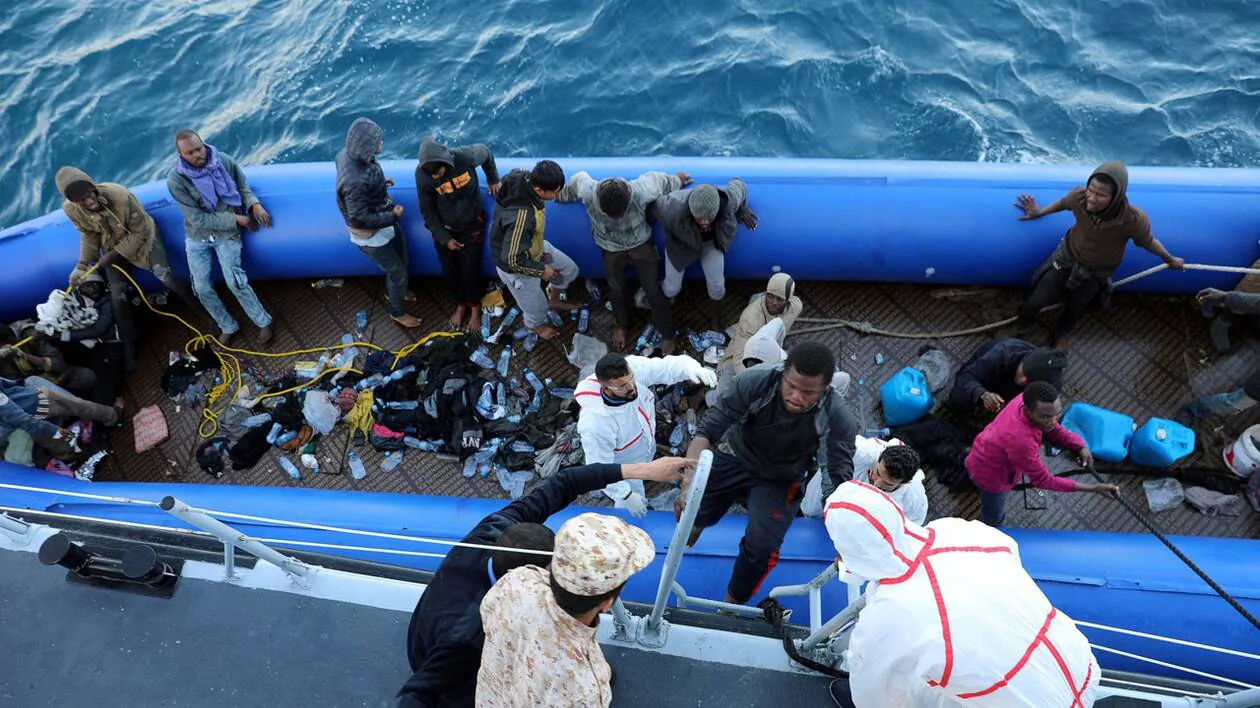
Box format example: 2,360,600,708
645,449,712,634
0,512,35,546
768,563,840,635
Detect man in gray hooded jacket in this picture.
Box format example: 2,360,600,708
655,179,758,331
336,118,421,328
557,170,690,352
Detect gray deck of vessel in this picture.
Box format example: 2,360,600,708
0,548,831,707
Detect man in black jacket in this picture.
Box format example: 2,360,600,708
395,456,691,708
416,138,500,333
488,160,582,339
676,341,857,606
336,118,421,328
946,339,1067,418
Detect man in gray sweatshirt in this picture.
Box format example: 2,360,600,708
558,170,689,353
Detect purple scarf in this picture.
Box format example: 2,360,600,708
174,144,243,212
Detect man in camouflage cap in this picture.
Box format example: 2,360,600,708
476,512,655,707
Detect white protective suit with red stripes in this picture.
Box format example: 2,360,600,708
575,354,715,508
824,481,1100,708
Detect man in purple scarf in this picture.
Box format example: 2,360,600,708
168,130,274,346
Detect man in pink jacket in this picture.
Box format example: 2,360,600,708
966,381,1118,526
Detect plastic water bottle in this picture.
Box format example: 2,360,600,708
355,310,369,332
480,311,492,341
331,334,360,384
348,450,367,480
496,348,512,378
509,440,535,453
311,278,344,288
546,310,564,329
865,427,891,439
488,307,520,344
524,368,545,393
686,408,698,435
668,419,688,454
278,456,302,480
383,400,419,410
385,365,416,383
470,344,496,369
382,450,404,472
522,333,539,352
355,373,385,391
577,308,590,334
477,382,504,420
585,279,601,303
265,422,282,445
635,324,657,353
403,436,443,451
300,453,320,474
548,387,575,400
275,431,298,446
874,352,887,366
512,327,532,341
242,413,272,429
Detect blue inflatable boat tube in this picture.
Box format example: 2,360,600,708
2,158,1259,320
0,467,1256,685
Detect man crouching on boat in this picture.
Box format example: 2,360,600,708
676,341,857,607
395,456,690,708
1014,161,1183,353
823,481,1101,708
576,352,717,517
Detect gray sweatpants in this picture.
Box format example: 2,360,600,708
496,241,580,329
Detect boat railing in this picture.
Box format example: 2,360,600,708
2,482,1260,700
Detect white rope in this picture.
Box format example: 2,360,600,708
0,483,160,507
1090,644,1257,689
1076,620,1260,661
255,538,448,560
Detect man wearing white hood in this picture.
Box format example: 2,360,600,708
823,481,1100,708
575,352,718,517
709,317,851,405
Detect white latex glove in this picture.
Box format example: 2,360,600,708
691,366,718,388
617,491,648,518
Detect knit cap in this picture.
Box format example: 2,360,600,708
687,185,721,221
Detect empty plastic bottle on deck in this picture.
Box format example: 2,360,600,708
577,308,590,334
513,327,532,341
348,450,367,480
300,453,320,474
265,422,282,445
381,450,404,472
635,324,657,353
546,310,564,329
470,344,496,370
668,419,688,454
480,312,492,341
278,456,302,480
866,427,891,439
355,311,369,332
403,437,443,451
488,307,520,344
496,348,513,378
585,279,602,303
385,365,416,383
311,278,344,289
275,431,298,446
242,413,272,429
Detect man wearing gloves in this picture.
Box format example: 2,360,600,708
557,169,690,353
575,352,717,517
823,481,1100,707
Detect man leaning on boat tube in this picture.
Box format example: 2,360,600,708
823,481,1101,708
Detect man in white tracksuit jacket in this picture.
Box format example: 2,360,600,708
801,435,929,524
823,481,1100,708
576,352,718,517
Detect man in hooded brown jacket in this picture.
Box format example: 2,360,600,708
1013,161,1184,352
55,166,200,311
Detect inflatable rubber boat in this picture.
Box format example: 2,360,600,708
1,158,1258,686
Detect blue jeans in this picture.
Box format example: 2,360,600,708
358,226,410,317
186,235,272,335
978,488,1007,527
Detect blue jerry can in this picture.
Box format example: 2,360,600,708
1059,402,1135,463
880,367,933,427
1130,418,1195,468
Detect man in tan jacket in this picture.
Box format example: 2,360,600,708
56,166,201,315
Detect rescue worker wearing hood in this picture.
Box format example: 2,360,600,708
1014,161,1183,352
415,138,500,333
823,481,1100,708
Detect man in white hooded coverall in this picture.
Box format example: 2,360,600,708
576,352,717,517
823,481,1100,708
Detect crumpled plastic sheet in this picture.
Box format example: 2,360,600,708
1142,477,1185,513
1183,486,1245,517
567,333,608,381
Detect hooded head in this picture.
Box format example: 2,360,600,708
418,137,454,179
55,167,102,211
79,270,106,300
823,480,929,583
345,118,384,162
688,184,721,225
1086,161,1129,221
765,273,795,316
742,318,787,369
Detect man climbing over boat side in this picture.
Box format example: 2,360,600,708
655,177,758,331
1014,160,1184,352
719,272,803,380
55,165,204,354
415,137,500,333
336,118,423,329
396,457,691,708
476,511,659,708
556,168,690,353
0,375,122,461
801,437,928,525
168,130,275,347
822,481,1101,707
1194,285,1260,353
575,352,717,518
945,338,1068,419
676,341,857,607
966,381,1119,527
489,160,583,340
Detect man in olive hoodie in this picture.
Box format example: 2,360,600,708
488,160,581,340
1014,161,1183,352
168,130,274,347
655,179,758,331
416,138,500,333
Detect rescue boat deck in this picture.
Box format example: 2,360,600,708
97,275,1260,539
